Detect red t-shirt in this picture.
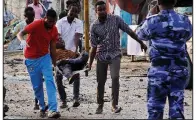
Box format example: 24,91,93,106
24,19,58,59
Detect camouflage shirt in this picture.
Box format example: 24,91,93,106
136,9,192,62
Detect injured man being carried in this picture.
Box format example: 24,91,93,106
56,39,89,84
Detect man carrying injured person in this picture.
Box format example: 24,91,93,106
136,0,192,119
56,4,83,108
17,9,61,118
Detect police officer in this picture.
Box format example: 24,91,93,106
136,0,192,119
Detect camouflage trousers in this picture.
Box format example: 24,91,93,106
147,59,188,119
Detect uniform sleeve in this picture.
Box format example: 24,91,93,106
136,20,150,41
89,24,98,48
75,21,83,34
24,21,39,34
116,15,132,33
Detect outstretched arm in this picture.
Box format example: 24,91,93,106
117,16,147,52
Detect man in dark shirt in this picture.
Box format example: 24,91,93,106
87,1,147,114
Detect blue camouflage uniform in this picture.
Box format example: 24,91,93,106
136,9,192,119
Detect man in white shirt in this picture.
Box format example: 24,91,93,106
28,0,43,19
56,5,83,108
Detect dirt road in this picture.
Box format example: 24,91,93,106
3,53,192,119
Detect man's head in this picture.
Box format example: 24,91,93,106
33,0,39,5
158,0,177,7
66,0,81,14
95,1,107,23
44,9,57,29
67,5,79,22
24,7,35,24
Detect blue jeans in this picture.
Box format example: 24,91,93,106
25,54,58,112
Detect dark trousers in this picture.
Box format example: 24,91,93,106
96,56,121,107
56,72,80,102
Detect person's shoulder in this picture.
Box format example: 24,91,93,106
38,3,43,7
29,19,43,27
110,14,120,19
28,3,33,7
146,14,160,20
90,20,99,30
57,16,67,23
91,19,99,26
75,18,83,24
34,19,43,24
176,12,189,20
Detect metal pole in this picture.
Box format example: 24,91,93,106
84,0,90,53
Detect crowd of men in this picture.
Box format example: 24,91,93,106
3,0,192,119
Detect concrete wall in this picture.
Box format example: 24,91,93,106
5,0,26,20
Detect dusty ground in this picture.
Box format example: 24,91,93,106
3,53,193,119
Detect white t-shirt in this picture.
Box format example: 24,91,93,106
56,17,83,52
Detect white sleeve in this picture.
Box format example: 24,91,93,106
75,21,83,34
56,20,62,34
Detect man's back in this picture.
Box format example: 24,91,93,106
137,10,192,60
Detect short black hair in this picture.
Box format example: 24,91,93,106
158,0,177,6
66,0,81,14
95,1,106,8
24,7,34,15
46,9,57,19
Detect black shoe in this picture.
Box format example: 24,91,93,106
44,105,49,111
68,73,79,84
40,110,46,118
72,99,80,107
48,111,61,118
112,106,122,113
60,101,68,109
3,104,9,117
95,105,103,114
34,104,39,110
3,104,9,112
39,105,48,118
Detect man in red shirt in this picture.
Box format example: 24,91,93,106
17,9,60,118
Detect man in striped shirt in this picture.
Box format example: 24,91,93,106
87,1,147,114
